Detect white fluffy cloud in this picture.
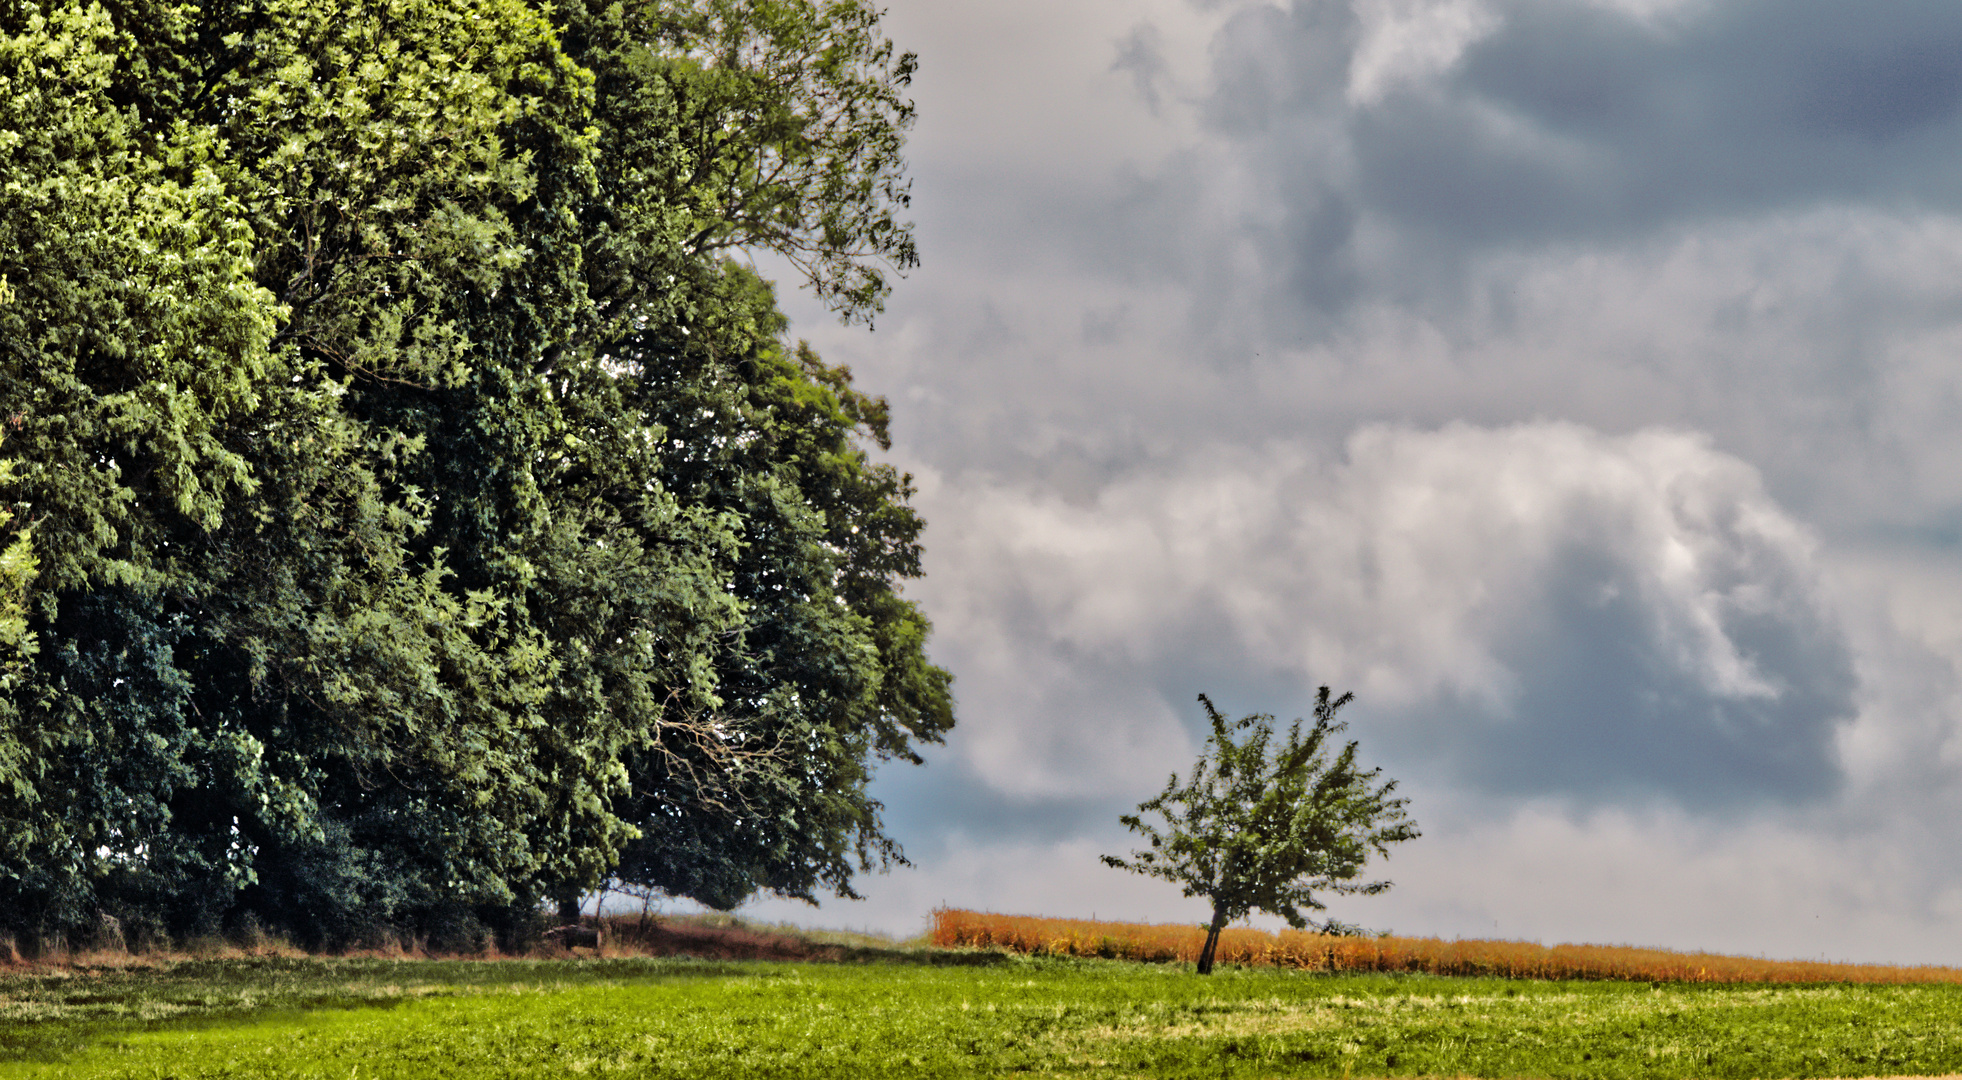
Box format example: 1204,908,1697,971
914,422,1850,806
1348,0,1498,105
739,0,1962,961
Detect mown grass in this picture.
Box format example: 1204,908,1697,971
3,953,1962,1078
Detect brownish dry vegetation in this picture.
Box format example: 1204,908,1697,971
0,913,909,972
931,907,1962,984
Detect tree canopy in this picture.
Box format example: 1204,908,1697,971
1103,690,1419,975
0,0,948,948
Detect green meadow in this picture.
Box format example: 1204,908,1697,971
2,953,1960,1078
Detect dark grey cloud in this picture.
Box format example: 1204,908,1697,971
888,2,1962,540
1112,23,1174,116
1391,0,1962,234
737,0,1962,960
1462,3,1962,146
905,423,1855,814
1177,0,1962,317
1399,530,1857,808
1343,424,1858,809
872,755,1129,854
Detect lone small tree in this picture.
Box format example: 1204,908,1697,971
1103,689,1419,974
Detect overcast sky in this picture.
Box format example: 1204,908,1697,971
737,0,1962,965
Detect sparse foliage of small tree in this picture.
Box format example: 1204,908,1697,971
1103,689,1420,975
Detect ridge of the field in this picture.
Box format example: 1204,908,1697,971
0,913,941,972
931,908,1962,984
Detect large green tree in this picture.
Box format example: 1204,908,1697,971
603,266,951,909
0,0,948,946
0,0,292,935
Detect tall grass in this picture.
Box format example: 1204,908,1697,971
930,908,1962,984
0,912,910,973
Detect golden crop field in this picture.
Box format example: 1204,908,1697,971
930,908,1962,984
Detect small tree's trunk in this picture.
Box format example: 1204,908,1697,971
1196,906,1229,975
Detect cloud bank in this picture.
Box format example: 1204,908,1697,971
923,423,1852,809
733,0,1962,963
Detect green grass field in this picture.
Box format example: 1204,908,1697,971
3,953,1960,1078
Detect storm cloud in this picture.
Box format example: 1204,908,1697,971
914,423,1853,809
731,0,1962,962
1202,0,1962,287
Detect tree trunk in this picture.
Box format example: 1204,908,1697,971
557,893,582,926
1197,906,1229,975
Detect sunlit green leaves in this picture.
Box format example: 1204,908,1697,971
565,0,916,327
1105,690,1420,973
0,0,944,944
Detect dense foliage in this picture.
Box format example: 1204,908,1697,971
1104,691,1418,974
0,0,949,946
